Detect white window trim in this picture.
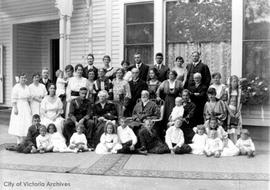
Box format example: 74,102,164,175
231,0,243,77
119,0,154,63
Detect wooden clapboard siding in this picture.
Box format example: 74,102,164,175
167,42,231,83
111,0,121,66
14,23,42,83
70,0,90,67
91,0,106,67
0,0,57,105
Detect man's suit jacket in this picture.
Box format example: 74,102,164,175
184,60,211,89
130,63,149,82
39,78,52,91
83,65,98,80
154,64,170,82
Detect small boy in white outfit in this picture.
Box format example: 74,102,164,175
236,129,255,158
165,118,191,154
117,117,138,154
167,97,184,127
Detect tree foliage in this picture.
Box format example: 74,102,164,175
166,0,231,43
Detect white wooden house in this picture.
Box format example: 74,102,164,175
0,0,269,126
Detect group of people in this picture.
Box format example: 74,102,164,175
7,51,255,157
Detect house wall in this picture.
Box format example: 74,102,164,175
0,0,58,105
13,23,42,83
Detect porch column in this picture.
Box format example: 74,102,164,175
66,16,71,66
231,0,243,77
59,14,66,71
154,0,164,63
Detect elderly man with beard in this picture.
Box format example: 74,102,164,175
128,90,160,145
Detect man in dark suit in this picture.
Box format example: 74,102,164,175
83,53,98,80
39,68,52,91
184,51,211,89
130,53,149,82
154,52,169,82
63,87,95,147
124,68,148,117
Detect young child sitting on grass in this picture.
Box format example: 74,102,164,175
236,129,255,158
6,114,44,154
221,132,239,157
189,125,208,155
95,121,122,154
165,118,192,154
117,117,138,154
204,129,223,158
47,123,74,153
36,125,53,153
68,124,89,153
205,117,226,139
138,119,170,154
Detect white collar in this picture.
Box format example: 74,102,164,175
193,61,200,66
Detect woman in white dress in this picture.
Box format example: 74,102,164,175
29,73,47,115
40,83,65,137
103,55,117,81
65,64,90,118
171,56,187,84
8,73,32,144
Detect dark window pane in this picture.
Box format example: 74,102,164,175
244,0,270,40
166,1,232,43
126,24,153,44
243,41,270,80
124,45,153,65
126,4,154,24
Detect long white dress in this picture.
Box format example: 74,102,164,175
8,84,32,137
29,83,47,115
40,96,64,136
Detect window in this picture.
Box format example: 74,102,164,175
165,0,231,78
124,3,154,65
243,0,270,81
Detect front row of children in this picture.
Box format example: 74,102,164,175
8,114,255,158
96,116,255,157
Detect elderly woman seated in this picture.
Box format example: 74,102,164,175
92,90,118,147
128,90,160,137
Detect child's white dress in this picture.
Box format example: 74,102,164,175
189,133,208,155
36,134,51,149
95,133,122,154
170,106,184,121
204,137,223,154
50,133,69,152
236,138,255,152
56,78,67,97
221,139,239,157
69,132,88,150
